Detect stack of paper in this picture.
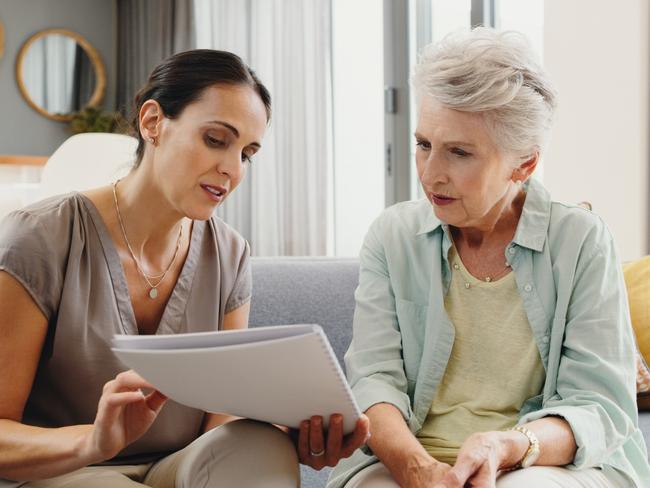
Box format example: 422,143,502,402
112,324,361,433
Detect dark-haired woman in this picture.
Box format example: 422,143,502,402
0,50,369,487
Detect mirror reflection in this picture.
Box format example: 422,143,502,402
21,34,97,116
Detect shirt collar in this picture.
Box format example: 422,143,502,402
511,177,551,252
414,177,551,253
415,206,443,235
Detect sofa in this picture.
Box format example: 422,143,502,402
249,256,650,488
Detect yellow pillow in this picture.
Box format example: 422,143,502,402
624,256,650,366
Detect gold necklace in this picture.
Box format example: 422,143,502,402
451,259,511,288
482,261,512,282
112,180,183,299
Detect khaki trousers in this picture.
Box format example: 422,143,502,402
344,462,631,487
24,420,300,488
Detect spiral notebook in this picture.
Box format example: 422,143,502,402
112,324,361,434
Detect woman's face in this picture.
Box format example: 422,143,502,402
151,83,268,220
415,96,519,229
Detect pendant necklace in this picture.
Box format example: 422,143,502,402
112,180,183,299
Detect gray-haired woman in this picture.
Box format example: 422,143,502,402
328,28,650,487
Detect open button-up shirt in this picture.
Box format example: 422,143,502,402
328,178,650,488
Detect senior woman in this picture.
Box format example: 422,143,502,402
0,50,367,487
328,29,650,488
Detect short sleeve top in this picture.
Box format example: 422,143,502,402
0,193,251,463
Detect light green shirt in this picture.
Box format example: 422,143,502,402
417,246,546,464
328,179,650,488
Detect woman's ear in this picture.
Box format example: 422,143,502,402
512,151,539,182
138,100,164,144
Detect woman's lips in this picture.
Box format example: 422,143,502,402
430,193,457,206
201,184,228,203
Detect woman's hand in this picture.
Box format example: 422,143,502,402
79,370,168,464
432,431,512,488
293,414,370,470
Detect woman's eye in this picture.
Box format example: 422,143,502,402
242,150,257,164
450,147,470,157
206,135,225,147
416,140,431,150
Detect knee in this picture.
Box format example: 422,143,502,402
176,419,299,487
219,419,298,460
221,420,298,454
497,467,563,488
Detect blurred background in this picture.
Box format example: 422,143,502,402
0,0,647,261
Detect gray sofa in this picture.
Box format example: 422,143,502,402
249,257,650,488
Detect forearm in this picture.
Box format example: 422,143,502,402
0,419,96,481
365,403,435,484
500,417,577,469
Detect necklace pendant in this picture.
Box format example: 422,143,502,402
485,276,492,282
149,288,159,299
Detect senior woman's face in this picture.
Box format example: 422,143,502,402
415,97,517,228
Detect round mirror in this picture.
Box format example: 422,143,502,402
0,19,5,60
16,29,106,122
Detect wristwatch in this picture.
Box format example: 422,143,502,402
509,426,540,470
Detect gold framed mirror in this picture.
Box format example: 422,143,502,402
0,19,5,60
16,29,106,122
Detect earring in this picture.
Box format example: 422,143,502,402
148,136,156,145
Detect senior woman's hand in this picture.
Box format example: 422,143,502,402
293,414,370,470
432,431,520,488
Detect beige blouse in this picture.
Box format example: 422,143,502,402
0,193,251,464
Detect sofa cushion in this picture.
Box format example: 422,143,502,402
625,256,650,359
623,256,650,406
250,257,360,367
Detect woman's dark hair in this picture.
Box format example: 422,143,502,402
130,49,272,167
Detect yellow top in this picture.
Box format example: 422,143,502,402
417,245,545,465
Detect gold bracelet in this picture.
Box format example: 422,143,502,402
503,426,541,471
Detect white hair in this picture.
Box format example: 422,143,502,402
412,28,557,158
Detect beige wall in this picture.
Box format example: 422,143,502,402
543,0,649,261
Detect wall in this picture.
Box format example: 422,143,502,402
0,0,116,156
542,0,649,261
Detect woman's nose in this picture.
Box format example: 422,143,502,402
217,150,244,180
420,155,446,186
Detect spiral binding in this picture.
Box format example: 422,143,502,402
315,327,362,426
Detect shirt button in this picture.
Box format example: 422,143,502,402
508,247,516,255
524,284,532,292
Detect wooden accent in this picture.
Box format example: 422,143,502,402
0,18,4,60
0,155,48,166
15,29,106,122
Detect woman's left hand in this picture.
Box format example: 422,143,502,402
432,431,510,488
293,414,370,470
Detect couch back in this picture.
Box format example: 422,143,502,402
249,257,360,368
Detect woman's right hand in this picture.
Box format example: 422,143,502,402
79,370,168,463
